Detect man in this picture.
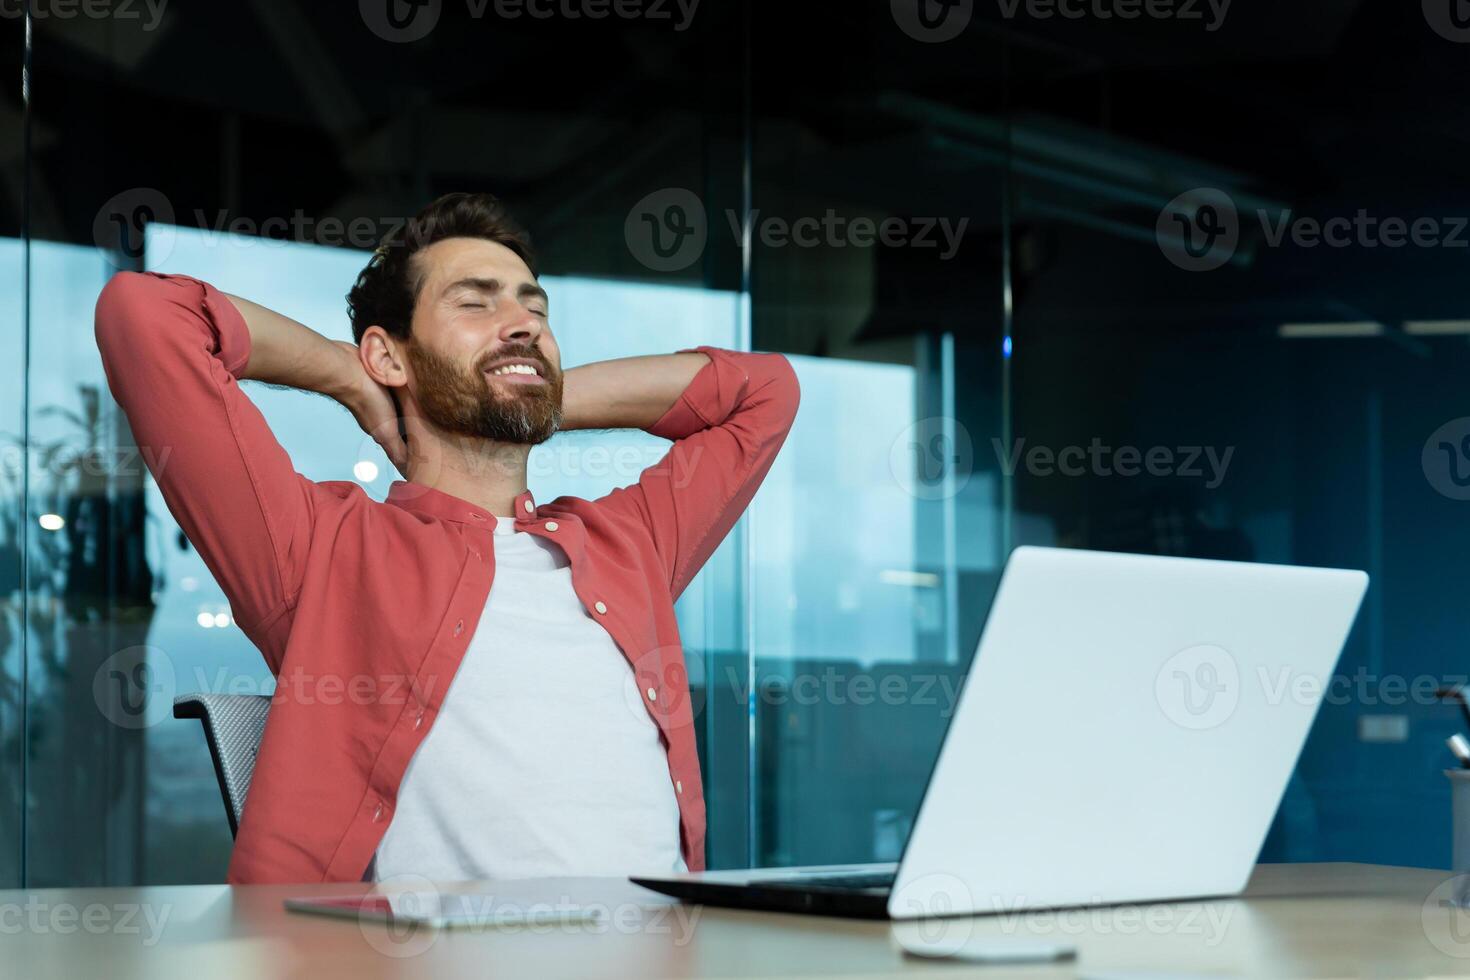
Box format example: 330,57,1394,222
94,192,800,884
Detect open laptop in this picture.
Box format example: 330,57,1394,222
632,546,1368,919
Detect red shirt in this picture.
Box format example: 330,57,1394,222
94,271,800,884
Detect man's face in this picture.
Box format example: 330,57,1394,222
403,237,564,444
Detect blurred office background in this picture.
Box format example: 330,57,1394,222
0,0,1468,885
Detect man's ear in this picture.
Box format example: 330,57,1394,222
359,325,409,390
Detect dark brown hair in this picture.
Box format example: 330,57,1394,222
346,192,537,344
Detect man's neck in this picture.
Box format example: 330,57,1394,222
401,419,531,517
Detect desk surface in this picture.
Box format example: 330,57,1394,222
6,862,1470,978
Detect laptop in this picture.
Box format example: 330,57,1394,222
632,546,1368,919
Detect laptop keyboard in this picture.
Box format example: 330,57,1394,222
759,872,896,891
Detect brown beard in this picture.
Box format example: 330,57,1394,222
406,340,564,445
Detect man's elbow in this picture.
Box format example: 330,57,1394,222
94,271,155,355
762,352,801,430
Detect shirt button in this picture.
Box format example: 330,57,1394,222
523,499,534,513
646,687,658,702
454,620,464,636
594,601,608,615
413,710,425,731
372,802,385,822
676,780,684,795
544,521,559,531
470,512,486,521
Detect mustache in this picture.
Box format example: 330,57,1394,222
475,344,556,378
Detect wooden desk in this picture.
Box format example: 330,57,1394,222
6,863,1469,978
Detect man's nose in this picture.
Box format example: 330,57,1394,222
498,302,542,343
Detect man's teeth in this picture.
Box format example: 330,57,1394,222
490,364,539,377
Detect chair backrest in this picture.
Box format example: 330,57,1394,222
172,693,272,838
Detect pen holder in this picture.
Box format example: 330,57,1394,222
1448,769,1470,905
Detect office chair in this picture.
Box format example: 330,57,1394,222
172,693,272,838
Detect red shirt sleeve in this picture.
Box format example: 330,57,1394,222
94,272,316,669
601,346,800,599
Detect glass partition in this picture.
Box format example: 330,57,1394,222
0,9,22,882
744,5,1009,867
998,3,1470,866
23,1,748,884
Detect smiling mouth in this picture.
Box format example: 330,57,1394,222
484,362,547,386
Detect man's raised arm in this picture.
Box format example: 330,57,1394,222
94,272,388,668
570,347,800,599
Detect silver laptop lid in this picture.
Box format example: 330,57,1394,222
889,546,1367,919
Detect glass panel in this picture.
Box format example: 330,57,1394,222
1001,6,1470,866
30,3,745,885
0,10,24,887
747,8,1008,866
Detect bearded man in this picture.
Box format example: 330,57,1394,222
94,192,800,884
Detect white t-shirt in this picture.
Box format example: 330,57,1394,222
372,516,686,882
